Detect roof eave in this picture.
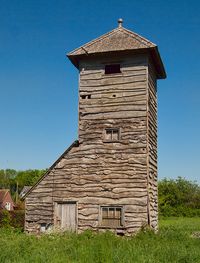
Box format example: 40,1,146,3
67,47,166,79
67,53,80,69
150,46,166,79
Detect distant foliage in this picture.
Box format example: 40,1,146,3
10,210,25,229
158,177,200,217
0,169,17,189
0,210,11,228
0,210,24,229
1,169,200,219
0,169,47,197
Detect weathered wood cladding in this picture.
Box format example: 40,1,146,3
25,54,152,235
77,54,149,234
147,61,158,230
25,49,162,235
79,55,148,147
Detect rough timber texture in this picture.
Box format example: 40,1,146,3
25,24,166,235
147,61,158,231
25,54,153,235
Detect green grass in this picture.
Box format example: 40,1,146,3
0,218,200,263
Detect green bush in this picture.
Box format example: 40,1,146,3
158,177,200,217
0,210,24,229
0,210,11,227
0,168,47,196
10,210,25,229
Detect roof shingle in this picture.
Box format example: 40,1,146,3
68,27,156,56
67,24,166,79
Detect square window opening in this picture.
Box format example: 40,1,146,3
101,206,123,227
105,64,121,74
104,128,120,142
80,94,91,99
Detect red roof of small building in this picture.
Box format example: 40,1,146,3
0,189,15,211
0,189,9,204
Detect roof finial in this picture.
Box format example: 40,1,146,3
118,18,123,28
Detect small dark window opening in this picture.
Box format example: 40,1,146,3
81,95,91,99
117,232,124,236
105,128,120,141
101,206,122,227
105,64,121,74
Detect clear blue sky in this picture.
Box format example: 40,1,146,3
0,0,200,183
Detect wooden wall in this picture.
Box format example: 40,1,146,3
147,61,158,230
25,53,158,235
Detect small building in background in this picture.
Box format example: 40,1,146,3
0,189,15,211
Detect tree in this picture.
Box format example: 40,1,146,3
158,177,200,217
0,169,47,197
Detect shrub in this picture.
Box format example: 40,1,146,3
10,210,25,229
0,210,24,229
158,177,200,217
0,210,11,227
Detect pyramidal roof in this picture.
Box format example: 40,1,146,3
67,20,166,79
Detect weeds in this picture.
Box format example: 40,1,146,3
0,218,199,263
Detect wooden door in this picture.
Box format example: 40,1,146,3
55,202,77,232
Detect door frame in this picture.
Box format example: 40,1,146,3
54,200,78,232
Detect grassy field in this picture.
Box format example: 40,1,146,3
0,218,199,263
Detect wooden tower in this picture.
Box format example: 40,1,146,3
25,19,166,235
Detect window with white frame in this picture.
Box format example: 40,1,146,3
101,206,123,227
5,202,11,211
